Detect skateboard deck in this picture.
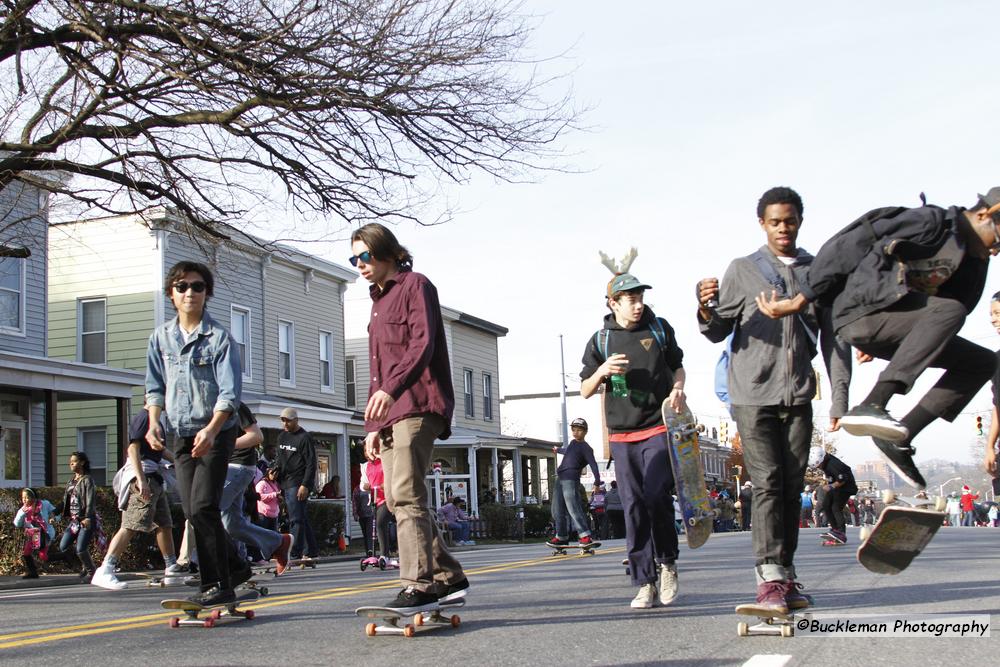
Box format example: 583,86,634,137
856,505,945,575
258,558,317,576
162,589,259,628
663,403,714,549
547,542,600,556
734,605,796,638
356,599,464,637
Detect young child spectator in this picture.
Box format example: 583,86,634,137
255,467,282,532
13,488,58,579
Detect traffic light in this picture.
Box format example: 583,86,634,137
976,415,983,436
720,421,729,442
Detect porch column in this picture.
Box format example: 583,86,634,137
44,390,57,486
339,426,351,542
490,447,499,502
467,447,479,516
512,448,523,504
116,397,130,472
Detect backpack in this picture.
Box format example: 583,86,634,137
593,317,668,361
713,250,818,412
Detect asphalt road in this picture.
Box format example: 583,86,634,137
0,527,997,666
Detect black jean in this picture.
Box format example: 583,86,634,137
731,403,812,582
821,486,852,533
175,425,244,591
376,503,395,556
839,292,997,425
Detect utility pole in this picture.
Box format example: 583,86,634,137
559,334,569,446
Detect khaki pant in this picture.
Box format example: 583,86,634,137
381,414,464,592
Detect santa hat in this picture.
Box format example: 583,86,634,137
962,485,970,492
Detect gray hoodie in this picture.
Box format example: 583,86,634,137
699,246,851,417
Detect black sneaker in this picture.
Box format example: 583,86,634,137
871,437,926,489
437,577,470,603
840,404,909,441
385,586,439,613
188,585,236,608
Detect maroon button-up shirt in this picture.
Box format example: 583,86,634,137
365,268,455,438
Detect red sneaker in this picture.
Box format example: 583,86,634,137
579,535,595,546
274,533,293,575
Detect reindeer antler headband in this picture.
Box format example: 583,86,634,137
599,247,637,276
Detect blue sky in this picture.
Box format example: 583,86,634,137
327,2,1000,465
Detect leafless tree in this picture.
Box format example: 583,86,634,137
0,0,578,240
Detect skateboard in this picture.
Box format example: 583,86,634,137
162,589,259,628
856,490,946,575
547,541,600,556
662,403,715,549
180,575,271,597
734,606,796,638
129,572,189,589
259,558,317,575
356,599,464,638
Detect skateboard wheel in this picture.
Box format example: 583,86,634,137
413,613,425,627
379,559,386,571
245,609,255,620
737,622,748,637
781,625,793,638
403,625,416,638
360,562,366,571
209,609,222,620
859,526,872,542
365,623,377,637
882,490,896,504
259,587,268,597
687,517,696,527
450,615,461,628
933,497,947,512
203,618,216,629
169,617,180,628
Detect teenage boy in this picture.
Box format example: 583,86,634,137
353,222,469,613
546,417,601,548
581,265,686,609
145,260,249,606
91,408,183,590
276,407,319,563
697,186,851,615
807,447,858,545
757,187,1000,489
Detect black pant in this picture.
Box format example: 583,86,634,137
607,509,625,539
376,503,395,556
175,425,244,591
839,292,997,425
821,486,853,533
731,403,811,579
358,512,375,554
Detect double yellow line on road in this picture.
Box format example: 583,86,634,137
0,546,624,650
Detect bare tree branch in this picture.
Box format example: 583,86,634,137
0,0,580,240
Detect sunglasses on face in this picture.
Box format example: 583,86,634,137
349,250,372,267
173,281,206,294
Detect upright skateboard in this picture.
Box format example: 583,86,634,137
356,599,464,638
856,490,946,575
547,541,600,556
663,403,714,549
162,589,259,628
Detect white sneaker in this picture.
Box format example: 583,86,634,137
91,565,126,590
164,563,185,576
464,540,476,546
630,583,660,609
659,563,679,606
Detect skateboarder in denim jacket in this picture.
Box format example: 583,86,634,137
546,417,601,549
581,252,687,609
697,187,851,616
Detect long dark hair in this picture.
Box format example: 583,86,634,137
351,223,413,268
71,450,92,474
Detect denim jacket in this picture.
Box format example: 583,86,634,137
145,312,241,436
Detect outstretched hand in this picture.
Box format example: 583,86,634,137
754,290,799,319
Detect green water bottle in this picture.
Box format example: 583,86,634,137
610,373,629,398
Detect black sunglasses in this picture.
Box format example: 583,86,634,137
349,250,372,267
173,281,207,294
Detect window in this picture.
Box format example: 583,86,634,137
463,368,474,418
483,372,493,421
78,298,106,364
231,306,251,381
0,257,25,334
0,421,26,486
78,428,108,485
319,331,333,392
345,357,357,409
278,320,295,386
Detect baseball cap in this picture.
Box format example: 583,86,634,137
607,272,652,298
570,417,588,430
977,187,1000,209
280,407,298,420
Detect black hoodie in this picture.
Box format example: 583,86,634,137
580,308,684,434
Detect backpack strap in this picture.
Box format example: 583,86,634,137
649,318,666,349
594,329,611,361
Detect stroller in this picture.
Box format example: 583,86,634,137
359,486,387,571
